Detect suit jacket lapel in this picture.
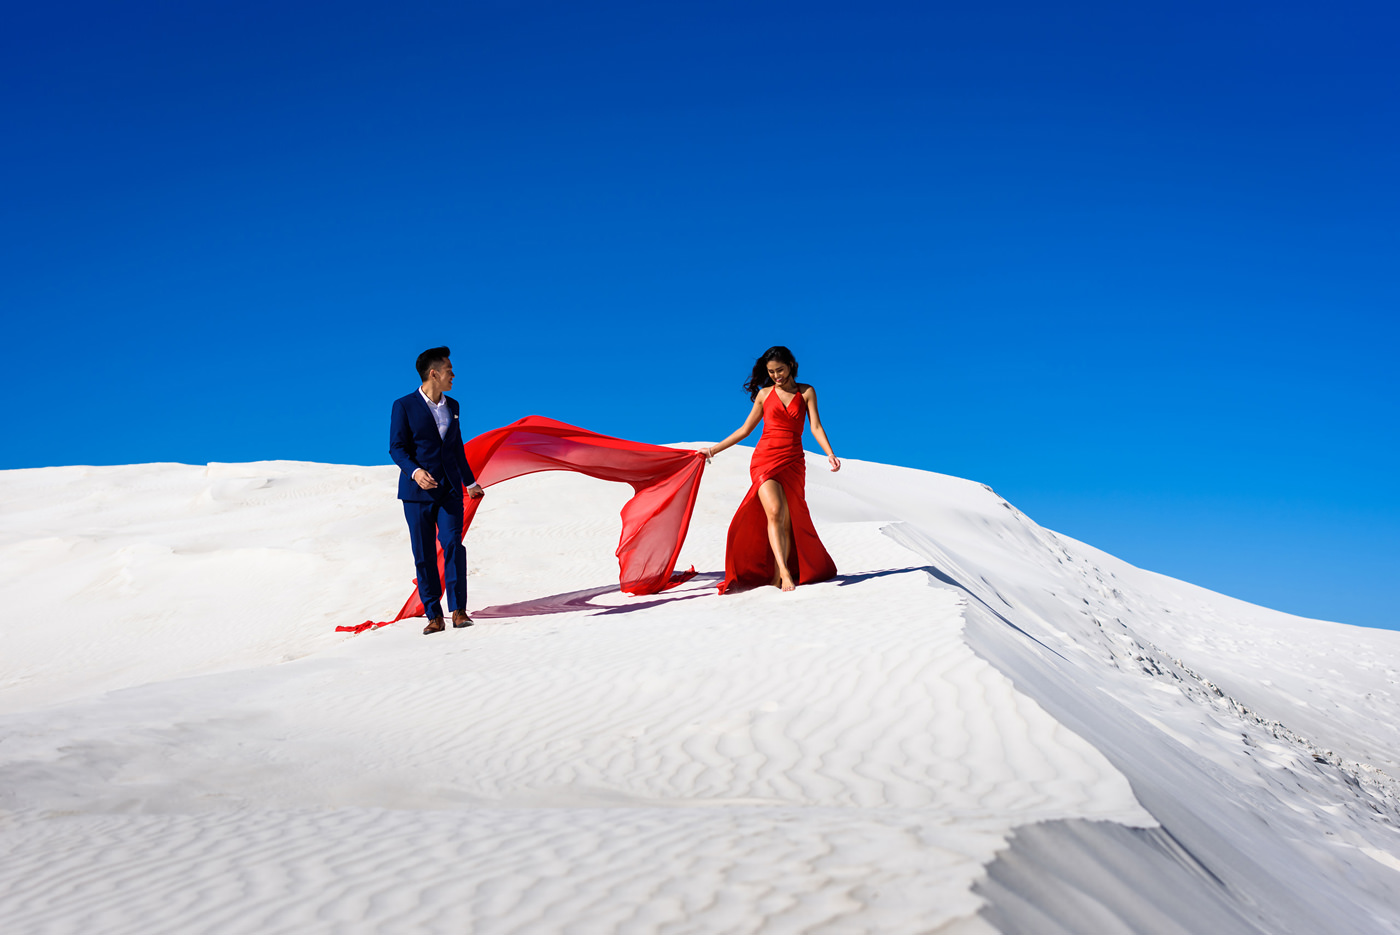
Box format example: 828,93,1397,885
409,389,432,422
444,397,461,443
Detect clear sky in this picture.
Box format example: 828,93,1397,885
3,1,1396,629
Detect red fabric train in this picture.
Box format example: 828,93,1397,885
339,416,706,633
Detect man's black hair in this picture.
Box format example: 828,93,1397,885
416,346,451,382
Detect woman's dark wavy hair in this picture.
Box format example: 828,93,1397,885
744,345,799,400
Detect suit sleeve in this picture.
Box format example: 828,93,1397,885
448,400,478,488
389,399,422,480
459,447,477,488
456,427,478,488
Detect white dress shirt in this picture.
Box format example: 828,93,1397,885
418,388,451,439
418,389,482,491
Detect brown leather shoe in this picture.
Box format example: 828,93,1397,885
452,609,473,628
423,616,446,635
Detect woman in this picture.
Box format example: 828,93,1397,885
704,346,839,593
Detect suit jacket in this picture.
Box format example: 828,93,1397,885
390,390,478,502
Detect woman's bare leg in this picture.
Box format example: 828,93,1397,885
758,479,795,591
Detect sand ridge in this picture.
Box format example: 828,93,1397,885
2,451,1397,932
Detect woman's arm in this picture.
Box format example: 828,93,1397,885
804,386,841,472
701,392,767,460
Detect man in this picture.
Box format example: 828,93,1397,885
389,346,486,635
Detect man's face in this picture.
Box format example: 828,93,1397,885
429,359,455,392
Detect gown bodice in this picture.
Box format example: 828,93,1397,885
756,387,805,453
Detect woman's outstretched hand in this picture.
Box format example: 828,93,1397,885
699,446,715,464
828,454,841,472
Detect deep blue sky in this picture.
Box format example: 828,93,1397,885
3,1,1396,629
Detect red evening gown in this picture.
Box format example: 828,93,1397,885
718,388,837,593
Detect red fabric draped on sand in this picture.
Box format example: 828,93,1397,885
718,391,836,593
339,416,706,633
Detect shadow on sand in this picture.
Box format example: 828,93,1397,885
473,565,942,620
473,574,723,619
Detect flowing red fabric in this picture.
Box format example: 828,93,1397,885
719,390,836,593
339,416,706,633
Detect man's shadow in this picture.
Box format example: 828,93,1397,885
472,565,943,620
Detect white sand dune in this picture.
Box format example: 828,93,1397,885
1,450,1397,933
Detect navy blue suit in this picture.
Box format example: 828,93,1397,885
390,391,478,620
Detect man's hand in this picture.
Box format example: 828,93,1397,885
413,468,439,490
466,483,486,500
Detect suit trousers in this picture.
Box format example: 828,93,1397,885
403,496,466,619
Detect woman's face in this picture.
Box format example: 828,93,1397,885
767,361,792,388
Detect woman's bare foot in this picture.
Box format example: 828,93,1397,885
779,573,795,592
